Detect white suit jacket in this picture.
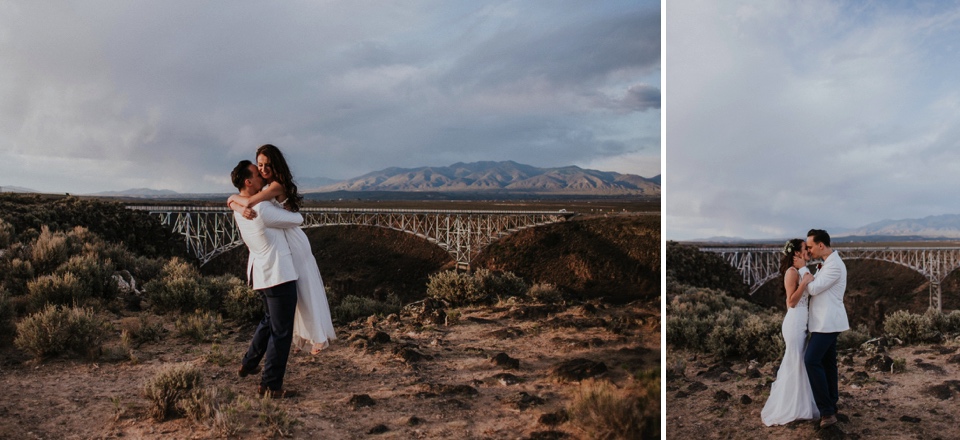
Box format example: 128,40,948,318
234,201,303,290
806,251,850,333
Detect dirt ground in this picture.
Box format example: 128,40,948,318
0,300,658,440
667,341,960,440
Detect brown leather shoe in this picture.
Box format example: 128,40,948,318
258,386,298,398
238,364,261,378
820,415,837,428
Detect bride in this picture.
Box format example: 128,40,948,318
229,144,337,354
761,238,819,426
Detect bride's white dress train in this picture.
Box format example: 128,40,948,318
277,202,337,352
762,284,820,426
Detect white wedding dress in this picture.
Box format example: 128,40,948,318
761,268,820,426
272,200,337,353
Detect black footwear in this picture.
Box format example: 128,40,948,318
238,364,261,378
258,386,298,399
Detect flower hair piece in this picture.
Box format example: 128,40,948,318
782,240,795,256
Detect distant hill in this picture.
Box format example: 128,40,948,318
316,161,660,195
0,185,38,193
843,214,960,239
93,188,180,197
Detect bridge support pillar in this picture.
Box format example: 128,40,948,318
930,281,942,312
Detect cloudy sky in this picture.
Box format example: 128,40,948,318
0,0,659,194
667,0,960,240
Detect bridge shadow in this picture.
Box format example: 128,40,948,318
201,225,453,306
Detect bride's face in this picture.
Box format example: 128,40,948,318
257,153,274,182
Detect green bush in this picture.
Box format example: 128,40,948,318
55,253,119,303
527,283,564,303
838,324,871,350
883,309,939,343
224,282,262,324
175,310,224,343
26,272,87,311
143,363,204,421
30,226,69,275
475,268,528,299
0,217,14,248
0,291,13,341
667,283,786,362
334,294,401,323
426,269,529,306
0,256,34,296
145,258,212,314
14,304,107,360
118,314,164,346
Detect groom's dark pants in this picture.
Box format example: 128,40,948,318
805,332,840,417
241,280,298,391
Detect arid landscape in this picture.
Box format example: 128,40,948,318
666,242,960,440
0,195,659,439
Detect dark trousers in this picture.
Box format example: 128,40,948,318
805,332,840,417
241,280,298,391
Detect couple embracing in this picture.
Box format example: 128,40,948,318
230,144,337,398
762,229,849,429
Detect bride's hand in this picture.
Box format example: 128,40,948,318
793,255,806,269
242,207,257,220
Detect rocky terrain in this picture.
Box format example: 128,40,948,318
667,339,960,440
0,298,658,439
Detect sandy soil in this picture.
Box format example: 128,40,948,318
666,341,960,440
0,300,658,439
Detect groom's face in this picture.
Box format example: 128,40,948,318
245,164,264,193
806,236,822,259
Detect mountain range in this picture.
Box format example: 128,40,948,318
843,214,960,239
311,161,660,195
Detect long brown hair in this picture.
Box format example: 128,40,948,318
778,238,804,276
257,144,303,212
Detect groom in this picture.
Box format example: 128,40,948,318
800,229,850,428
231,160,303,398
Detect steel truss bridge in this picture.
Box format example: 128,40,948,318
127,206,575,270
700,246,960,311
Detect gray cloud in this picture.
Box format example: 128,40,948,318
0,0,659,193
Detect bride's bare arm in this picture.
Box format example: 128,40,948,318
227,195,256,220
784,269,807,308
229,182,286,209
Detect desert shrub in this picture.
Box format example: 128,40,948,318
942,310,960,334
145,258,213,314
883,309,939,343
180,386,240,427
0,291,13,341
176,310,224,343
143,363,204,421
0,256,35,296
475,268,528,299
334,294,401,323
567,378,659,440
29,226,69,274
892,357,906,373
0,217,14,248
26,272,87,311
129,255,166,285
527,283,564,303
426,269,529,306
259,395,299,437
215,394,252,437
667,283,785,361
14,304,107,360
54,253,119,303
838,324,871,350
426,270,485,306
119,315,164,346
224,282,262,324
